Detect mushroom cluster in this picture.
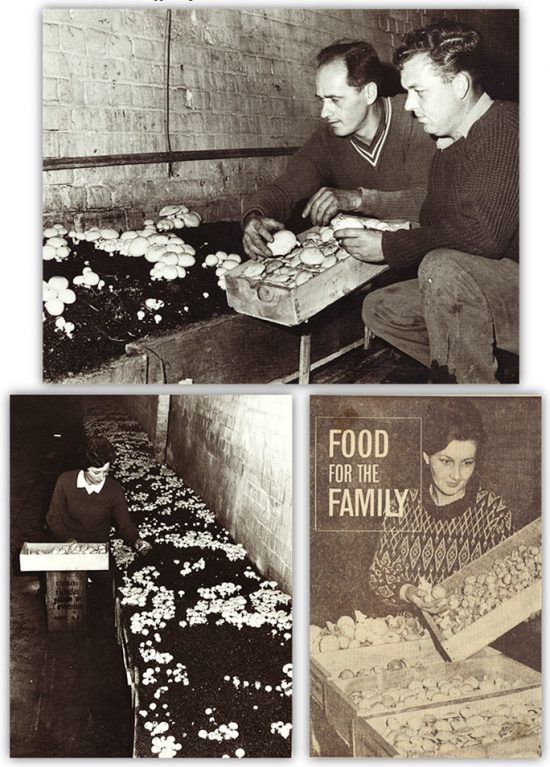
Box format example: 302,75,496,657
82,400,292,758
310,612,426,654
72,266,103,289
42,276,77,319
239,215,409,289
202,250,242,291
157,204,202,231
381,699,541,756
43,224,71,262
44,543,107,555
431,544,541,638
348,672,521,714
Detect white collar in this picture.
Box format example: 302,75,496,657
77,469,105,494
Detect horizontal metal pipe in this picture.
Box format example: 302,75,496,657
43,146,299,171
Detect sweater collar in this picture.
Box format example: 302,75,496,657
436,92,494,150
349,97,392,167
77,469,105,494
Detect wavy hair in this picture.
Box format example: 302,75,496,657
422,399,486,457
394,19,484,90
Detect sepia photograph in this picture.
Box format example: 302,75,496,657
43,8,518,385
310,395,541,757
11,394,292,757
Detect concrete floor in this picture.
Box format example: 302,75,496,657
10,396,133,758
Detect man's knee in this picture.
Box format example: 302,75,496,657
418,248,470,290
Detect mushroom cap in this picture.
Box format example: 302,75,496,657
148,233,170,245
205,254,219,267
120,230,138,240
159,204,181,217
267,230,298,257
300,246,324,266
83,271,100,286
47,236,68,248
43,227,59,239
42,284,58,302
144,244,167,263
177,253,196,268
181,244,196,256
160,264,179,280
84,228,102,241
43,244,57,260
176,266,187,278
55,245,71,259
182,212,201,227
160,252,179,266
59,288,76,304
128,236,150,257
331,215,365,231
45,298,65,316
100,228,119,240
48,275,69,291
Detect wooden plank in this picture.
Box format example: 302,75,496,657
126,298,366,384
421,518,541,661
53,353,148,385
225,251,387,327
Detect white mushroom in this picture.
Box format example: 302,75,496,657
267,230,298,257
177,253,196,268
182,212,201,227
128,236,150,257
45,298,65,316
59,288,76,304
205,254,219,267
48,276,69,291
159,204,181,217
43,244,57,260
43,227,59,239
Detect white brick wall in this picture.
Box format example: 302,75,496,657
43,8,517,227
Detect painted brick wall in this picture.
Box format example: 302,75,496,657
165,395,292,594
119,394,160,447
43,8,517,227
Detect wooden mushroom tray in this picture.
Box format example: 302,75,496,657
353,685,541,757
420,518,541,662
19,541,109,571
311,637,437,709
225,223,401,326
325,649,539,748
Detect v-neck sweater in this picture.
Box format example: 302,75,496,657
46,469,139,545
243,94,435,224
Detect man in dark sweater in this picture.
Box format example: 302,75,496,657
343,20,519,383
242,39,435,258
47,437,151,553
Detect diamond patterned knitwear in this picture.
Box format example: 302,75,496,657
368,482,513,607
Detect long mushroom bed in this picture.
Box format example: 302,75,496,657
82,400,292,758
43,209,246,380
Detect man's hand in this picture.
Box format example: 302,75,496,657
302,187,361,226
242,215,285,259
135,538,153,555
334,228,385,262
401,584,449,615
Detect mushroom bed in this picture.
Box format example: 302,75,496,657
83,401,292,758
43,222,244,381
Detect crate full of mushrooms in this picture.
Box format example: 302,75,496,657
225,215,410,326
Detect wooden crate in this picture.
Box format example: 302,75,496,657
20,541,109,571
326,650,539,747
353,686,541,757
311,637,438,709
45,570,87,631
225,255,387,327
421,518,541,662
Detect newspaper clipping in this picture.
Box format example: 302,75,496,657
310,395,541,757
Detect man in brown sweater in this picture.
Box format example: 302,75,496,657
242,39,435,258
342,20,519,383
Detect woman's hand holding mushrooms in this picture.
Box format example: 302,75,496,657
401,581,449,615
334,228,385,262
243,214,285,259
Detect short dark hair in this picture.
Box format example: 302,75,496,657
394,19,484,90
83,436,116,468
422,399,486,457
317,39,383,89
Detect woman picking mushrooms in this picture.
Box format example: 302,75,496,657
369,399,513,613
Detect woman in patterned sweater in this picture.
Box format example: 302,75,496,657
369,399,513,611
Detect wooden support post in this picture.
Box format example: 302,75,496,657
299,333,312,384
45,571,87,631
154,395,171,463
364,327,374,351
